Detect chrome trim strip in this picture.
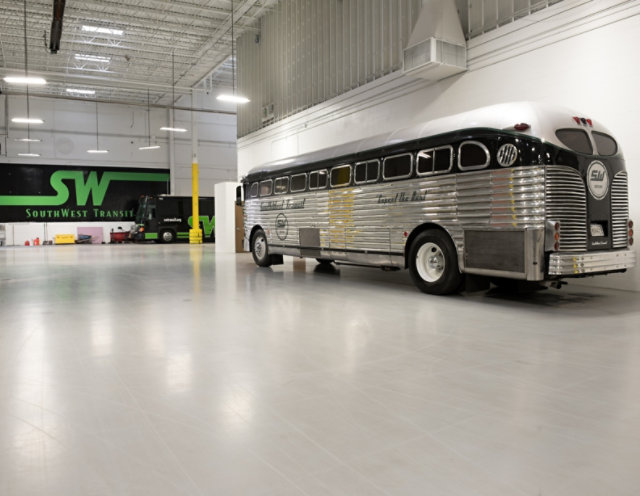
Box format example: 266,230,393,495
548,249,636,276
545,166,587,252
611,171,629,248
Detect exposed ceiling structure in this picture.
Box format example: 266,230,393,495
0,0,277,107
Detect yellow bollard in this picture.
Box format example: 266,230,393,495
189,160,203,244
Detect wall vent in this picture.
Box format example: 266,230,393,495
403,0,467,82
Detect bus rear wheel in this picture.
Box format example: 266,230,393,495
409,229,462,295
160,230,175,243
251,229,272,267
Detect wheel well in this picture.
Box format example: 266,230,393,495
404,223,452,268
249,225,264,249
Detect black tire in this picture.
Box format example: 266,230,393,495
315,258,334,266
159,229,175,243
251,229,272,267
408,229,462,295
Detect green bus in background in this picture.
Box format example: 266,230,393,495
131,195,215,243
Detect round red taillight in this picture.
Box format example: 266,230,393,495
554,241,560,251
629,220,634,229
514,123,530,131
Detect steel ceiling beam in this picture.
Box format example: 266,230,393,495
3,90,236,115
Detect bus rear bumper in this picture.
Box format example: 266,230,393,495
548,249,636,276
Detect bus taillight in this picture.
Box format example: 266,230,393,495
554,222,560,251
629,220,634,246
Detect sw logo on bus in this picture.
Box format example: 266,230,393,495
276,213,288,240
587,161,609,200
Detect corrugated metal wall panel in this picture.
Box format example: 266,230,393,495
237,0,565,137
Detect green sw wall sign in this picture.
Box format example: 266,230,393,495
0,164,169,222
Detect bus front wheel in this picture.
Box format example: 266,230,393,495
409,230,462,295
251,229,272,267
160,230,175,243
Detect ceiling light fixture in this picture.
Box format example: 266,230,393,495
3,76,47,85
161,51,188,133
66,88,95,95
12,117,44,124
18,153,41,157
217,0,249,105
217,94,250,104
87,100,108,154
75,53,111,63
140,89,161,150
14,138,42,142
160,126,187,133
82,25,123,36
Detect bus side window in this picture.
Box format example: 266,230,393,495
290,173,307,192
458,141,490,171
259,180,273,196
330,164,351,188
355,160,379,184
383,153,413,180
249,182,259,198
309,170,328,190
417,146,453,176
274,177,289,194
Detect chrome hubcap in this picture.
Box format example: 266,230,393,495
416,242,445,282
254,237,265,259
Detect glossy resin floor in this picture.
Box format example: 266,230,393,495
1,244,639,496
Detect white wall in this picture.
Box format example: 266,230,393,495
1,93,237,195
237,0,640,291
1,90,237,245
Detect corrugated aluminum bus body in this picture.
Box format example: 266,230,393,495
241,102,635,294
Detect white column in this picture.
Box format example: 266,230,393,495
214,181,239,253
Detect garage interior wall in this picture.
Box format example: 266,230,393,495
236,0,564,136
237,0,640,292
0,93,237,245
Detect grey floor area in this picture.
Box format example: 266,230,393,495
1,244,639,496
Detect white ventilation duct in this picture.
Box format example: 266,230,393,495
403,0,467,82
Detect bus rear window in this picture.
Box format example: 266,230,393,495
458,141,490,171
592,132,618,156
555,129,593,155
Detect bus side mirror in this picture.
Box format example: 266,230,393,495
235,185,242,206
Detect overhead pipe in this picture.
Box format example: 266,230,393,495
49,0,65,54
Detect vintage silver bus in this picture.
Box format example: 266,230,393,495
241,102,635,294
